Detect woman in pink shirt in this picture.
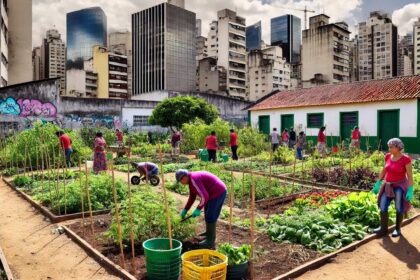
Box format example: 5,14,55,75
206,131,218,163
281,129,289,147
372,138,414,237
177,169,227,248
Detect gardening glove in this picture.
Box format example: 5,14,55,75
191,208,201,218
406,186,414,202
180,209,187,219
372,180,383,194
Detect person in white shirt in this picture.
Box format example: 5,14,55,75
270,128,280,152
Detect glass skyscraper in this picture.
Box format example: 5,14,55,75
271,15,301,64
246,21,261,51
66,7,107,70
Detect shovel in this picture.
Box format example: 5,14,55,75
181,215,193,222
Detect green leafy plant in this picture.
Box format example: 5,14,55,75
217,244,251,265
237,127,269,157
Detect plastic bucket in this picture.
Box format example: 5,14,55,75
226,262,249,280
143,238,182,280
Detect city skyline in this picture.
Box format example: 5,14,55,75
32,0,420,47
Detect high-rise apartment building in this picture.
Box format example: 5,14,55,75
108,31,132,97
414,18,420,75
357,11,398,81
66,7,107,70
207,9,247,99
132,2,196,95
271,15,301,64
246,21,262,52
8,0,32,85
197,57,227,92
196,19,202,37
196,36,208,64
0,0,7,87
397,33,413,77
41,30,66,94
302,14,350,87
248,46,291,101
349,37,359,82
32,47,42,81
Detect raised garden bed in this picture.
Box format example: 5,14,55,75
0,246,13,280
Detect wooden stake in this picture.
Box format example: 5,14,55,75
242,171,245,200
159,144,173,249
54,144,61,215
24,143,28,177
29,145,34,179
84,157,96,247
127,147,136,274
110,161,126,269
78,157,85,237
45,145,54,210
61,146,68,215
229,171,234,243
269,148,273,189
250,172,256,280
292,147,297,187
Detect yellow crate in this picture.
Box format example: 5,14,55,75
182,249,228,280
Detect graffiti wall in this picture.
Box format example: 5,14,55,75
0,97,57,118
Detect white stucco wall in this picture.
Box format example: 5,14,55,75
250,99,418,138
122,107,154,127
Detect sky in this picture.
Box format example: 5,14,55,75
32,0,420,47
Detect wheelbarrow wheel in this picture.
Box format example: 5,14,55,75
131,176,141,185
149,175,160,186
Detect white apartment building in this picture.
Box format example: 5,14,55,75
0,0,8,87
248,46,291,101
196,36,208,65
358,11,398,81
108,31,132,97
41,29,66,94
207,9,247,99
397,33,414,77
414,18,420,75
301,14,351,88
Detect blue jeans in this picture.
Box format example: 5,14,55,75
380,187,404,214
204,190,227,223
65,148,72,167
297,147,303,160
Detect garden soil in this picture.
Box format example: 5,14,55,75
297,217,420,280
0,179,121,280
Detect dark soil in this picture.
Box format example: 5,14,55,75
69,214,321,280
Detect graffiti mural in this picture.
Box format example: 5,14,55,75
63,114,121,129
0,97,57,118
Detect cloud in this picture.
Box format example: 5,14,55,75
33,0,363,47
392,3,420,35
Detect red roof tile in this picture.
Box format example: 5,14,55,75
249,75,420,111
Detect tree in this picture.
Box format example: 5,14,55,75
149,96,219,130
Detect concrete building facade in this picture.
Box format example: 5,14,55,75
197,57,227,92
414,18,420,75
32,47,42,81
207,9,247,99
0,0,8,87
108,31,132,97
248,46,291,101
41,30,66,94
397,33,414,77
358,11,398,81
302,14,350,88
132,2,196,95
7,0,32,85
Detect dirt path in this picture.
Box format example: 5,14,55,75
0,179,121,280
297,217,420,280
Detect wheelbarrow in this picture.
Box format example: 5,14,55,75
130,162,160,186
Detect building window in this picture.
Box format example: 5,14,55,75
307,113,324,128
133,115,149,127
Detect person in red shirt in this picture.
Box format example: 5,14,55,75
350,126,361,150
229,129,238,160
281,129,289,147
56,131,72,167
317,126,327,157
206,131,218,163
372,138,414,237
115,129,124,146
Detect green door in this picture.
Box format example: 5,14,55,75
340,112,358,143
258,115,270,135
281,114,294,132
378,110,399,150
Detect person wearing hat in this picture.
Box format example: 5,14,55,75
176,169,227,248
372,138,414,237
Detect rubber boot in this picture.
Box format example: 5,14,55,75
373,212,388,235
199,222,216,249
391,213,403,237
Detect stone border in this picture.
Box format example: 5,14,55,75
272,213,420,280
0,246,14,280
2,178,110,223
61,225,136,280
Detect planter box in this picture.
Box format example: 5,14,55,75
0,246,13,280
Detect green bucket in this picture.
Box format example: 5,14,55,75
143,238,183,280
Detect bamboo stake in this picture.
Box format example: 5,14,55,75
229,171,234,243
250,172,255,280
61,145,68,215
29,145,34,179
292,147,297,187
159,144,173,249
127,147,136,274
54,144,61,215
110,161,126,269
269,148,273,189
45,145,54,210
242,171,245,200
84,157,96,247
78,157,85,237
24,143,28,177
35,143,39,180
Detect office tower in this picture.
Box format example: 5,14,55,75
109,31,132,97
271,15,301,64
302,14,350,87
41,30,66,94
358,11,398,81
132,2,196,95
246,21,262,51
